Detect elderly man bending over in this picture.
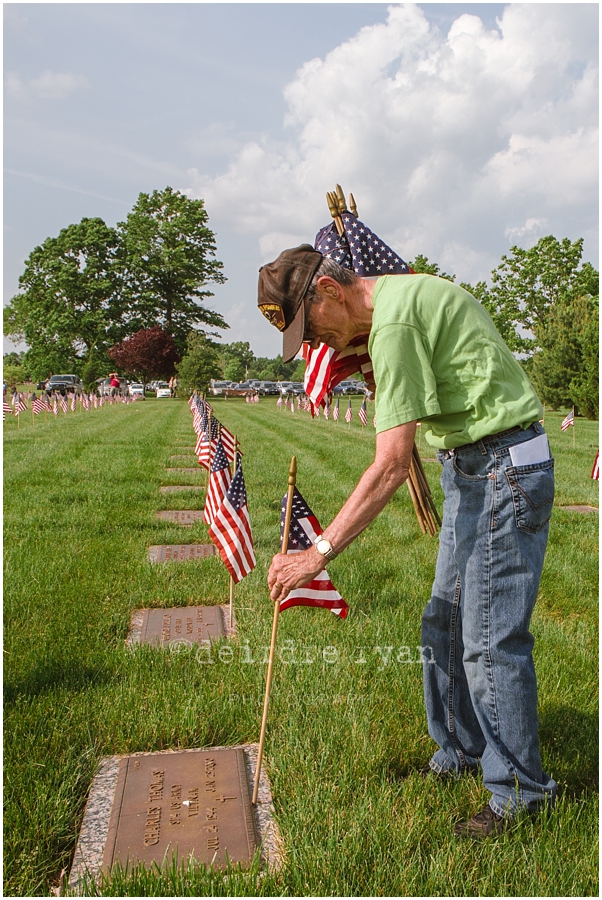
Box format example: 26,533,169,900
258,245,556,838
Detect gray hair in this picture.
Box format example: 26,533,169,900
305,256,357,305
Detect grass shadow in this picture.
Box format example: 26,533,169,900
539,704,598,795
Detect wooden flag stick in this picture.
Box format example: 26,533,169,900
412,445,442,528
406,467,427,534
252,454,297,805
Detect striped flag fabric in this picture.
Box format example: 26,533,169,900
70,393,76,411
358,397,368,426
32,397,45,415
204,437,232,525
209,460,256,584
591,450,599,480
3,402,13,419
561,409,575,431
333,397,340,421
60,395,68,414
278,487,348,618
276,395,283,408
345,399,352,424
53,396,59,416
15,398,28,416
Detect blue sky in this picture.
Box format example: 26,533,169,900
4,3,598,357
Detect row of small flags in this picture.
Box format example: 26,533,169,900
3,391,140,420
276,393,374,427
188,395,348,616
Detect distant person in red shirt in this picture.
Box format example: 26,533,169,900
110,373,120,397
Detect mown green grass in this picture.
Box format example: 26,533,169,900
4,398,598,896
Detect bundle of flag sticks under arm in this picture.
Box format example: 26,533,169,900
407,443,441,536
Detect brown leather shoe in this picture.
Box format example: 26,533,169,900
454,805,508,838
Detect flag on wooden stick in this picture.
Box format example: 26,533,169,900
278,487,348,618
561,408,575,431
209,460,256,583
204,437,232,525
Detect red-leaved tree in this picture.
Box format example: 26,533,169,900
108,326,181,384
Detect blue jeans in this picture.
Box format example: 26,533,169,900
421,422,557,817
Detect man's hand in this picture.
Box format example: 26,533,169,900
267,547,325,602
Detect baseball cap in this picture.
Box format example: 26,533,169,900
257,244,323,363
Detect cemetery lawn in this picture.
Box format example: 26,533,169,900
4,398,598,897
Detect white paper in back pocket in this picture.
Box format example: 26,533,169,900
508,433,550,467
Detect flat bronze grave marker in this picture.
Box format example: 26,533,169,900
138,605,224,647
170,455,197,462
160,486,204,494
148,544,216,563
156,510,204,527
165,468,203,475
103,748,256,872
69,745,281,891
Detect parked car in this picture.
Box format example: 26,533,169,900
45,374,83,395
129,383,145,399
156,382,171,399
258,381,279,395
209,380,234,395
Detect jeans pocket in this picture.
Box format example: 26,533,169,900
505,458,555,533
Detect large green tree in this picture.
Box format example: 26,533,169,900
529,293,598,419
219,341,255,382
3,217,120,380
117,187,228,349
461,236,598,355
176,332,223,395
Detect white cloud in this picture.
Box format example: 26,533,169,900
186,3,598,287
5,69,90,102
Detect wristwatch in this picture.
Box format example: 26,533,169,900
314,535,338,561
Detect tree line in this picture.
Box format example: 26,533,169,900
4,189,598,417
4,186,226,387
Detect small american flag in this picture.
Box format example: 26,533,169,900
93,394,98,408
333,397,340,421
3,402,13,419
324,399,330,420
15,398,28,416
591,450,599,480
53,396,59,416
32,397,45,415
279,487,348,618
358,397,368,426
209,460,256,583
561,409,575,431
345,400,352,424
276,395,283,408
245,394,250,404
70,394,77,411
204,437,232,525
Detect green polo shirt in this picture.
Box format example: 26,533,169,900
368,274,543,449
